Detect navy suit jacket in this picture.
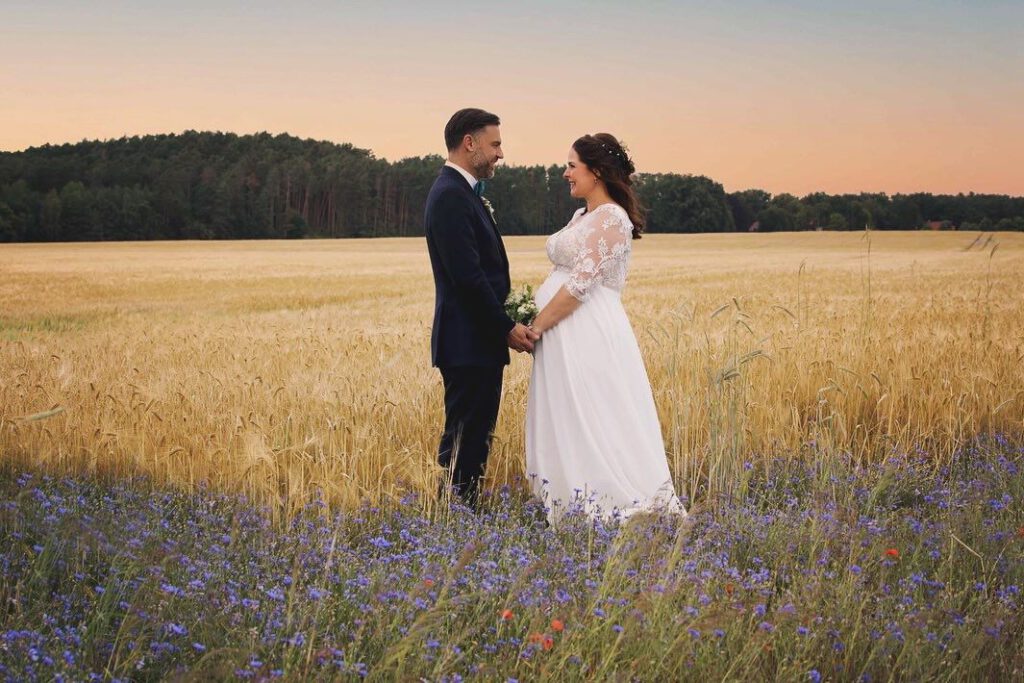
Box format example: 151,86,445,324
425,166,515,368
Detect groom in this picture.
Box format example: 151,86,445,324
424,108,539,509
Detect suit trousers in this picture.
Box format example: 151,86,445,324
437,365,504,508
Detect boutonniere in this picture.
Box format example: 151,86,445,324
481,197,496,223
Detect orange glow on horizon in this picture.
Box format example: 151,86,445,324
3,85,1020,197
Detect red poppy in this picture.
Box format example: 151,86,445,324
500,609,514,621
885,548,899,558
543,636,554,651
423,579,435,588
725,582,735,596
551,619,565,632
528,632,544,644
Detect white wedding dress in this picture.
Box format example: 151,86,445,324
526,203,686,523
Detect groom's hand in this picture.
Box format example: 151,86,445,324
507,323,540,353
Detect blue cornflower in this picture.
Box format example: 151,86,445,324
165,623,187,637
989,494,1012,511
160,582,184,597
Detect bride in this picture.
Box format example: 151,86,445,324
526,133,686,523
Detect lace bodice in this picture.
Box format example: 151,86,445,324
546,203,633,301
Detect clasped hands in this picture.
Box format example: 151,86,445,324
507,323,541,353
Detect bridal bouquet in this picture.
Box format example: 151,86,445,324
505,284,539,326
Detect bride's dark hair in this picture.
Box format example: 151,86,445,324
572,133,645,238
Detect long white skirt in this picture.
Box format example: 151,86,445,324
525,270,686,523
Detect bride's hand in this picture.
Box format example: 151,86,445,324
508,323,539,352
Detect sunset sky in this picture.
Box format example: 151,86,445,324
2,1,1022,195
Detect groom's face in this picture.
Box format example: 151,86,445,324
468,125,503,180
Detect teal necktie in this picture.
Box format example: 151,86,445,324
474,181,485,197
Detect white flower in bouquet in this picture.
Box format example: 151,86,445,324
505,284,539,326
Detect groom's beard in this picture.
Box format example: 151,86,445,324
471,153,497,180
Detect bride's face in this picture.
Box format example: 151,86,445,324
564,149,600,199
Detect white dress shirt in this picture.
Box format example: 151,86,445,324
444,161,480,192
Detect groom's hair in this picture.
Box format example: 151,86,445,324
445,108,501,151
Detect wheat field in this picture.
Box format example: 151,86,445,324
2,231,1022,516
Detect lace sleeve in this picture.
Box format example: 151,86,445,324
566,207,632,302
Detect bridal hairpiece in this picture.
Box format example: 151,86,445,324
599,141,634,174
599,142,625,161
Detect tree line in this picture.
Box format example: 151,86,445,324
1,131,1022,242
